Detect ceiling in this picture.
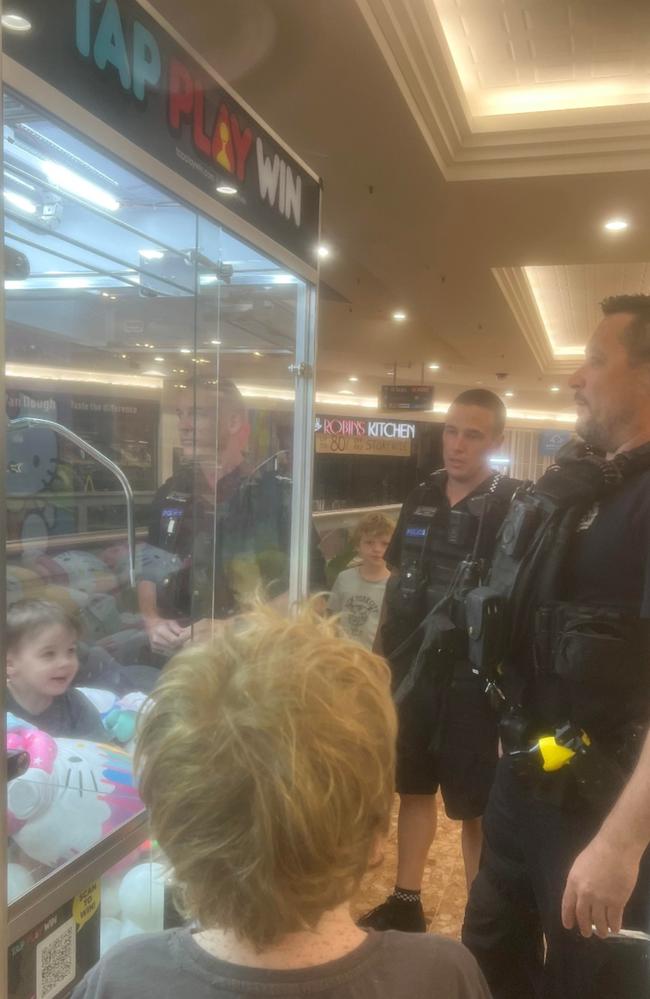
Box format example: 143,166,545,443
146,0,650,426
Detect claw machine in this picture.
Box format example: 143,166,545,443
0,2,321,995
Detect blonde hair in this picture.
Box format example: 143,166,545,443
136,604,396,948
351,511,395,550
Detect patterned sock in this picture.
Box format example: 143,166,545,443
392,886,421,904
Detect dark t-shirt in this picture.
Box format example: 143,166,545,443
565,468,650,617
6,687,107,741
72,927,492,999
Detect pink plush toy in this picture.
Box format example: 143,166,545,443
6,719,143,868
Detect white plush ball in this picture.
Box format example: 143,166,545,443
118,862,166,932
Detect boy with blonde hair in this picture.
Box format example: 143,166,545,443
328,511,394,649
73,607,490,999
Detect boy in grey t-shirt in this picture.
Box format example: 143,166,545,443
328,512,394,649
73,606,490,999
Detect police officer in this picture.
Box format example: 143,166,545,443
138,378,325,657
462,294,650,999
359,389,519,933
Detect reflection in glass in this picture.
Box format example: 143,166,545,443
4,86,316,907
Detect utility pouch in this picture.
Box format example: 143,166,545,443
538,604,649,738
466,586,507,680
498,492,544,560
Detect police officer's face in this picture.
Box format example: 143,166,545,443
175,388,245,464
443,404,502,483
569,315,650,452
176,388,217,458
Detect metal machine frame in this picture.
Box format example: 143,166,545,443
1,0,321,971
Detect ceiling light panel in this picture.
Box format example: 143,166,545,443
433,0,650,117
524,262,650,360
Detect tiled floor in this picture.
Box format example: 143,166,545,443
351,795,467,938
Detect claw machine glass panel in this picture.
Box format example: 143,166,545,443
1,2,321,993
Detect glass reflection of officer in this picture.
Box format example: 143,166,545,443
359,389,518,934
462,295,650,999
137,378,324,657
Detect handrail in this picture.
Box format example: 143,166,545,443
8,418,137,587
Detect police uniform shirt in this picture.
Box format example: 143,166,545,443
513,465,650,744
145,463,290,620
383,470,515,654
145,463,326,621
565,467,650,618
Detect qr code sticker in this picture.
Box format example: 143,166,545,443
36,917,76,999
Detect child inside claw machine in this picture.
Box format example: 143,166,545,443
6,599,106,741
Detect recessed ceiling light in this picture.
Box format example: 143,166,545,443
101,292,110,298
428,363,440,370
550,386,560,392
216,185,238,195
154,356,164,362
139,248,164,260
317,245,331,259
211,339,222,346
505,391,514,398
339,389,354,395
121,354,127,359
392,311,407,321
349,376,359,382
604,218,629,232
2,13,31,31
180,348,191,354
253,351,263,357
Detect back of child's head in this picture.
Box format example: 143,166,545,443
351,511,395,551
7,599,81,653
136,603,396,949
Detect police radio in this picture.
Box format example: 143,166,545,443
159,491,191,551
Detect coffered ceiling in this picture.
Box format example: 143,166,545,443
356,0,650,179
150,0,650,427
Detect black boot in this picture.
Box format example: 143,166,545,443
358,894,427,932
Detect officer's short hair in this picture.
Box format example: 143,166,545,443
135,602,396,950
351,511,395,550
450,389,506,437
601,294,650,366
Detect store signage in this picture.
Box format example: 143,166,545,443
380,384,434,411
539,429,573,456
315,416,416,440
314,415,415,457
315,434,411,458
5,0,321,263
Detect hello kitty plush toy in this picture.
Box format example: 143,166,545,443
6,716,143,869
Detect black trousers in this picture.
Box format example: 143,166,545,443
462,758,650,999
